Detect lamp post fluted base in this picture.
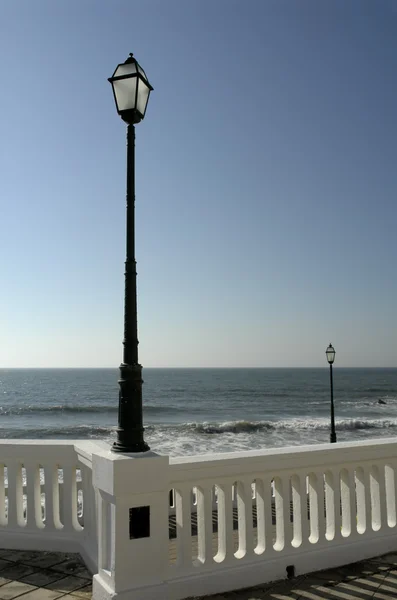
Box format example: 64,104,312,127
112,363,150,454
112,440,150,453
330,432,337,444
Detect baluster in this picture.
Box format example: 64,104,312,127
196,485,213,565
355,467,366,534
370,465,381,532
62,464,78,531
254,478,265,554
324,470,335,541
273,476,288,551
0,464,6,526
43,463,61,530
308,472,319,544
377,463,388,531
281,474,292,549
81,465,93,532
25,461,42,529
331,468,342,541
302,474,310,546
235,479,254,559
385,463,396,528
362,465,372,533
81,464,95,548
265,477,276,553
7,461,23,528
318,472,326,541
340,468,352,538
175,485,192,567
291,474,302,548
347,468,359,538
215,482,234,564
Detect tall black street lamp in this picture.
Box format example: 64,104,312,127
326,343,336,444
108,53,153,453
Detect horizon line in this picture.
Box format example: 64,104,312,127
1,366,396,370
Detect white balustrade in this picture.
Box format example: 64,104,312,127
2,437,397,600
160,439,397,599
0,440,106,574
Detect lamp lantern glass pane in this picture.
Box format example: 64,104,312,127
114,62,137,77
136,79,150,116
326,344,335,364
113,77,138,112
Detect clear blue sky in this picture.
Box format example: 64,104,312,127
1,0,396,368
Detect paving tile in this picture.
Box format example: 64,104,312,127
263,593,294,600
16,589,64,600
305,585,355,599
364,563,391,573
0,577,11,587
306,570,348,585
61,596,90,600
73,568,91,581
22,552,69,569
373,594,397,600
192,597,228,600
49,558,89,579
72,584,92,598
0,554,11,561
0,562,11,574
372,553,397,565
374,579,397,595
20,569,65,587
339,575,385,591
291,575,335,589
338,580,380,597
45,575,90,593
0,580,37,600
1,551,43,565
383,569,397,579
261,586,298,599
339,561,382,578
221,583,283,599
313,562,381,586
382,572,397,587
0,564,36,581
229,592,263,598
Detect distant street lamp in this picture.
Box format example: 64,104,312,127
108,53,153,453
326,343,336,444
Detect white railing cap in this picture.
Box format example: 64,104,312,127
169,437,397,482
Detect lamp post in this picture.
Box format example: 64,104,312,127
108,53,153,453
326,343,336,444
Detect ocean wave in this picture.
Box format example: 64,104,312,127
0,404,183,416
182,418,397,435
1,418,397,442
212,389,291,398
0,424,116,439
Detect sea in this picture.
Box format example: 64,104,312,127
0,368,397,457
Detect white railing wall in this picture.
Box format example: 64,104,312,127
0,440,106,574
92,439,397,600
2,438,397,599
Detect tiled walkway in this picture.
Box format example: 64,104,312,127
0,550,91,599
2,549,397,599
191,553,397,599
